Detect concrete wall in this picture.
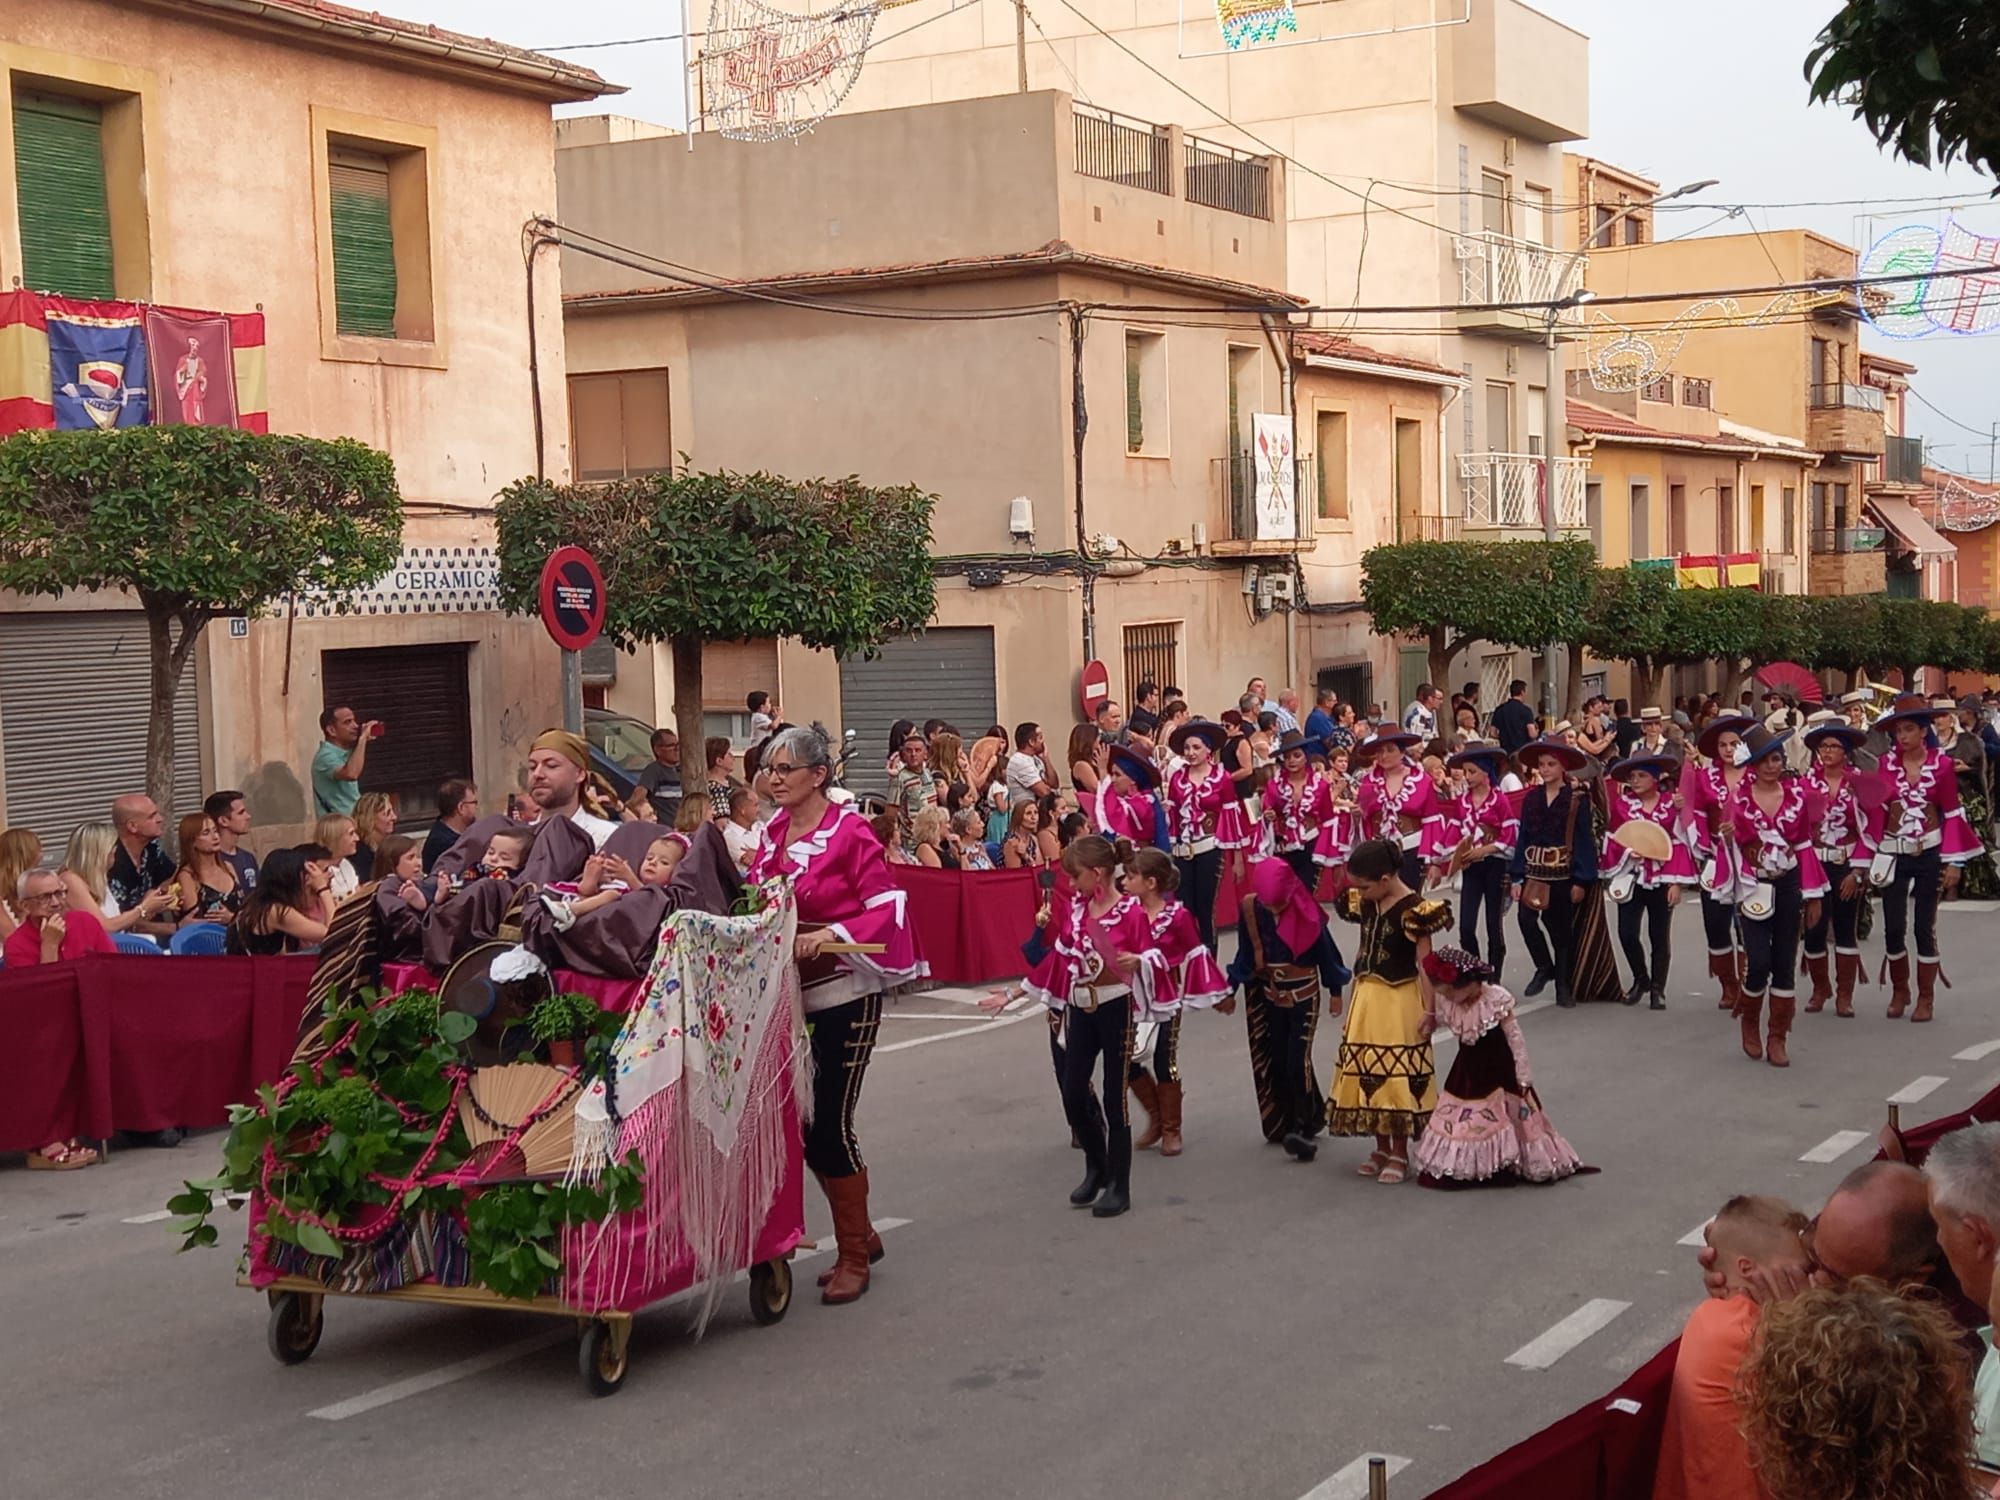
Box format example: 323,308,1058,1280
0,0,580,826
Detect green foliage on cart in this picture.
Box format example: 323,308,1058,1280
167,986,642,1301
0,427,402,813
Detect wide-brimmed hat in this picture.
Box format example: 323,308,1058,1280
1275,729,1325,760
1516,736,1588,774
1929,696,1958,714
1638,706,1664,724
1607,752,1676,782
1839,689,1871,709
1446,740,1510,776
1874,693,1938,732
1358,729,1421,757
1738,723,1791,766
1107,744,1159,791
1804,721,1868,754
1168,718,1229,754
1695,713,1756,762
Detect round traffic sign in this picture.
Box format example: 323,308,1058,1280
539,545,605,651
1079,659,1111,718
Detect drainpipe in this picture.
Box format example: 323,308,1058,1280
1261,313,1299,693
1068,305,1094,664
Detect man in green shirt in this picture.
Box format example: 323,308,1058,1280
886,730,938,855
1925,1123,2000,1474
312,704,378,817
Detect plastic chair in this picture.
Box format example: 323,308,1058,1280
113,932,165,955
169,923,230,956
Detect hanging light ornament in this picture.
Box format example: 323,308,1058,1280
702,0,879,141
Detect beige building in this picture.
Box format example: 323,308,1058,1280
558,91,1452,765
0,0,608,847
803,0,1592,701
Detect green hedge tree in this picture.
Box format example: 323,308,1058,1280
0,428,403,814
1808,1,2000,175
1578,566,1678,709
496,470,936,797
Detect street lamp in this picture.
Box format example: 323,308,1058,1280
1536,177,1717,716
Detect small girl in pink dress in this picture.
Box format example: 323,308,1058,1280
1120,846,1228,1158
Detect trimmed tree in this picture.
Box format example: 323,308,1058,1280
1359,538,1598,695
1807,1,2000,175
495,470,937,798
0,427,403,815
1579,565,1678,709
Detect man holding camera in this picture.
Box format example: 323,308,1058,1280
312,704,380,817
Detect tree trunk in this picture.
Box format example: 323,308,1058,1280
1634,660,1663,712
1562,646,1585,724
672,634,708,801
143,602,206,815
1427,627,1452,696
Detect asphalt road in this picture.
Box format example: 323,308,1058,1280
9,899,2000,1500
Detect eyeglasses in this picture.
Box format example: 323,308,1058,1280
20,889,64,906
764,763,810,778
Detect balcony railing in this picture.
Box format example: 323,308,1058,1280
1216,453,1311,543
1809,382,1886,413
1883,434,1925,485
1185,135,1270,219
1811,525,1887,555
1458,452,1587,530
1396,511,1463,543
1455,232,1583,313
1073,104,1171,195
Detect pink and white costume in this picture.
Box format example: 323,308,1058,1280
1602,786,1695,887
1141,899,1229,1020
749,801,926,1010
1679,762,1750,902
1731,782,1830,897
1312,774,1361,867
1023,891,1162,1012
1430,786,1520,877
1097,786,1163,848
1875,748,1981,863
1354,762,1443,858
1165,764,1253,855
1266,770,1332,856
1805,765,1880,870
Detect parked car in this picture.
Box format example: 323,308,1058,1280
584,707,655,801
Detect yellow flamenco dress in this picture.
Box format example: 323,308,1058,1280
1327,888,1452,1137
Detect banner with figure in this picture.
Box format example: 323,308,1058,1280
1252,411,1296,541
46,301,148,430
145,309,237,428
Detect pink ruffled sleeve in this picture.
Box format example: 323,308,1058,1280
1935,760,1981,862
1422,793,1465,866
819,818,924,986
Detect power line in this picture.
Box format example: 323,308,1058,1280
1909,388,1998,440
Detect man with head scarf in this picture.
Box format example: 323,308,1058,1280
525,729,620,850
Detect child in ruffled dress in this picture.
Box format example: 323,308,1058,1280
1412,945,1584,1188
1120,847,1228,1158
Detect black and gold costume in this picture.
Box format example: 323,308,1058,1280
1327,889,1451,1137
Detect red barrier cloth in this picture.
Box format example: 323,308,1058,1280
0,955,314,1151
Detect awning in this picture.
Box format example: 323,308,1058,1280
1870,495,1957,559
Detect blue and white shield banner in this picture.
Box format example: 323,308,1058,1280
48,308,149,430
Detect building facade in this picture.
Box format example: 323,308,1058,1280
0,0,605,847
557,91,1449,763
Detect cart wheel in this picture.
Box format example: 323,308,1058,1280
266,1291,323,1366
578,1319,628,1397
748,1258,792,1326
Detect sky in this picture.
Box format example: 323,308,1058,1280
399,0,1999,470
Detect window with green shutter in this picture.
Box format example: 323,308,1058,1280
328,149,398,338
12,91,114,298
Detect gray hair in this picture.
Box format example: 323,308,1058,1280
1925,1122,2000,1225
1237,693,1261,714
763,725,831,785
17,866,58,901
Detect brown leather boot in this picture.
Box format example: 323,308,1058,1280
1737,988,1765,1061
1803,952,1832,1013
1158,1080,1185,1157
1766,991,1795,1068
1914,959,1941,1023
1887,954,1911,1019
1130,1074,1163,1151
816,1217,884,1288
1709,952,1739,1011
1834,951,1859,1018
818,1170,873,1305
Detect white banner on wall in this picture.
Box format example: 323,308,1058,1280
1252,412,1295,541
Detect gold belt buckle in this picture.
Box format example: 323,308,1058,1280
1072,984,1101,1013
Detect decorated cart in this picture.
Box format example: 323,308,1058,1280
172,890,810,1395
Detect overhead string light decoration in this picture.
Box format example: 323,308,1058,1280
1214,0,1298,49
702,0,879,141
1582,291,1847,393
1928,475,2000,533
1860,220,2000,339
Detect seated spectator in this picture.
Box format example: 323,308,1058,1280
1923,1123,2000,1471
60,821,173,936
423,779,480,872
912,806,956,869
952,806,995,870
8,868,110,1170
349,793,398,883
636,730,682,816
1655,1195,1812,1500
1001,800,1047,869
722,784,762,870
227,848,335,955
372,833,428,910
172,813,241,924
316,814,362,900
1740,1279,1976,1500
109,793,176,934
0,825,41,940
869,811,912,865
203,790,258,890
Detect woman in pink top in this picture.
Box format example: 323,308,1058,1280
1164,720,1251,949
1730,725,1825,1068
1872,693,1979,1022
1352,729,1439,891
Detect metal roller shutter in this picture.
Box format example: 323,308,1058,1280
12,91,114,298
0,611,202,854
319,643,471,825
328,150,398,338
837,628,996,798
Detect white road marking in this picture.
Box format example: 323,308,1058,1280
1941,900,2000,914
1800,1129,1872,1164
877,1008,1042,1054
1957,1039,2000,1061
1888,1076,1950,1106
883,1011,1004,1023
1297,1453,1413,1500
308,1332,571,1420
1677,1219,1712,1247
311,1219,917,1420
918,987,995,1005
1504,1298,1631,1370
122,1210,174,1225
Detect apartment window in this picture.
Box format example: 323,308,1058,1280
1393,417,1423,535
1624,215,1645,246
569,369,672,480
1586,479,1604,555
1227,343,1260,453
12,91,114,297
1591,204,1616,248
1484,382,1512,452
1812,480,1830,541
1717,484,1736,552
1522,185,1550,247
1749,484,1766,551
1123,623,1179,703
1810,337,1831,395
1315,409,1350,522
1125,329,1167,456
1782,486,1797,554
1642,375,1674,404
1629,482,1652,560
1681,377,1712,410
1525,386,1546,457
1832,482,1850,531
1480,170,1508,235
315,108,440,362
1668,482,1688,555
